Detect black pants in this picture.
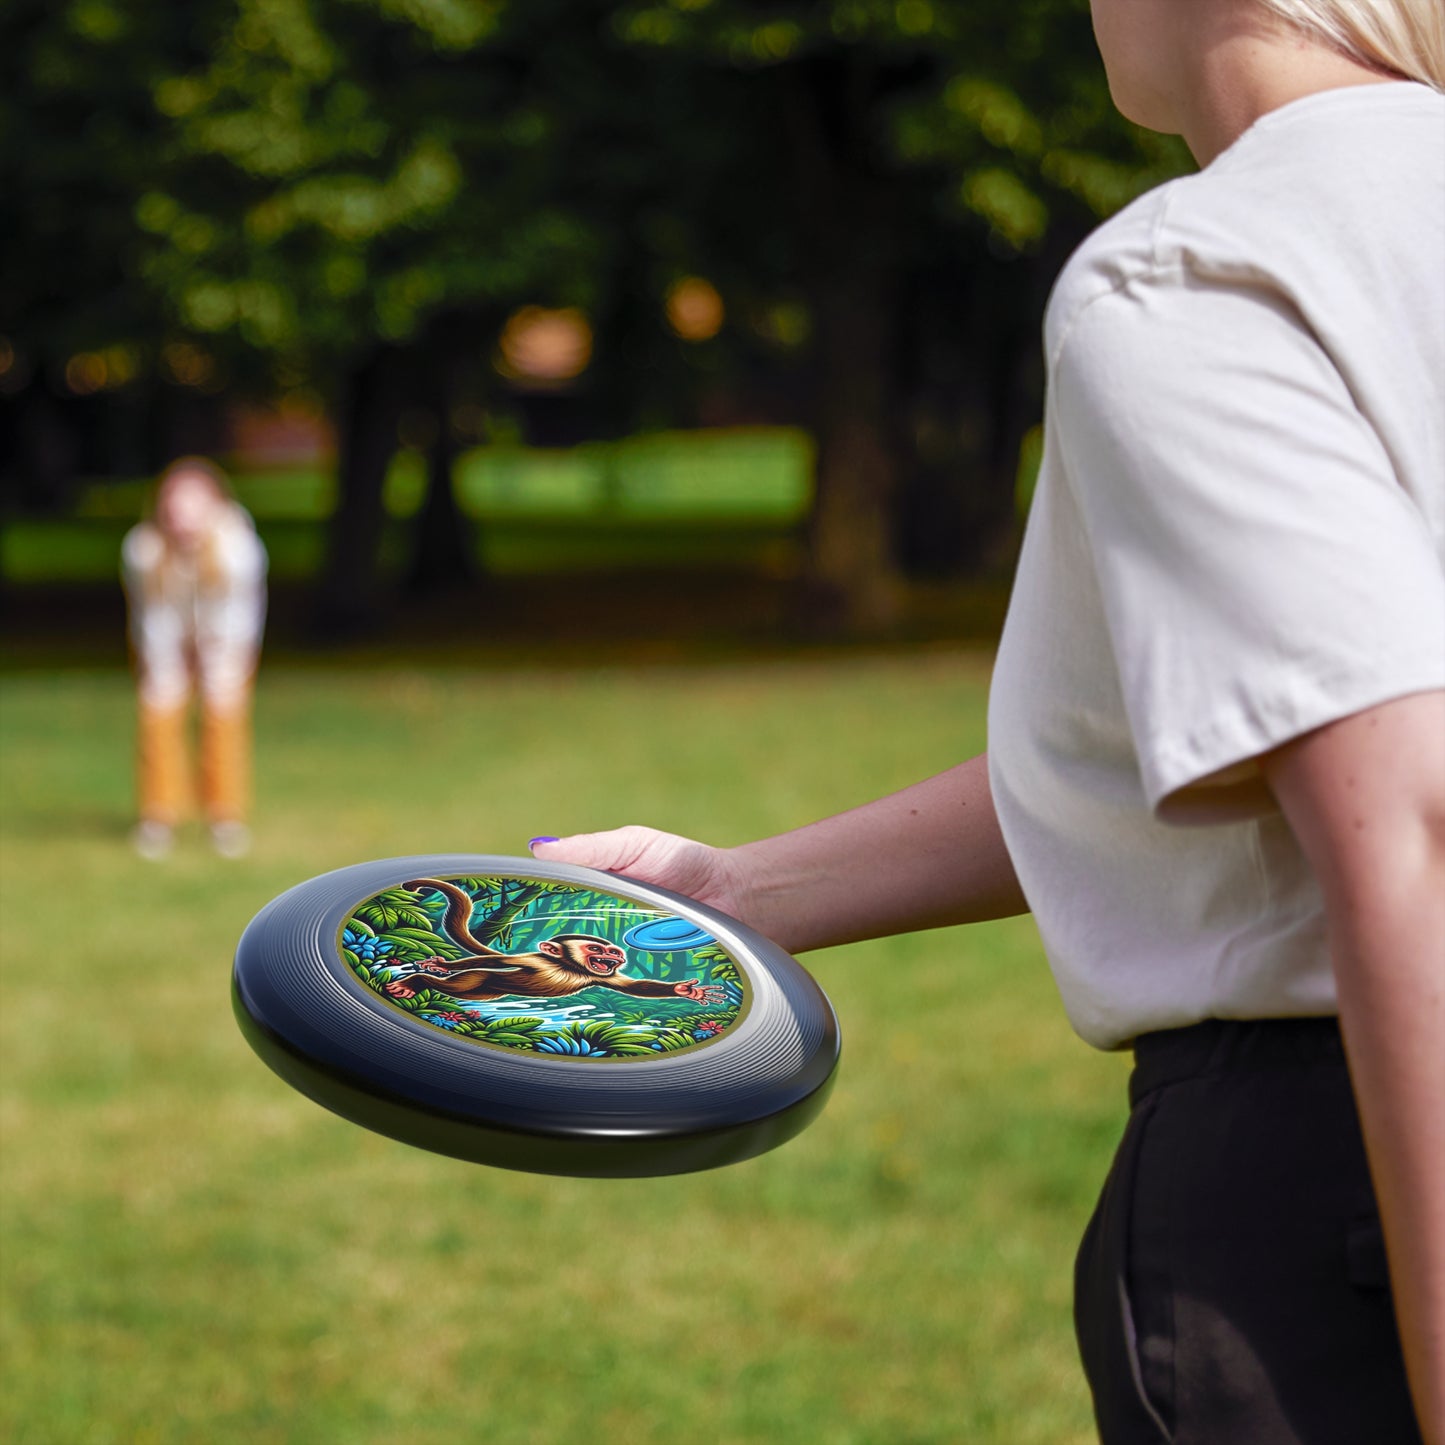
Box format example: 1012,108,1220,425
1074,1018,1422,1445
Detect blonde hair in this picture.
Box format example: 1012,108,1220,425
1257,0,1445,89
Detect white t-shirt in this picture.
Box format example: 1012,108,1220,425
988,82,1445,1051
122,503,268,709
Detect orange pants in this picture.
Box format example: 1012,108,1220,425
137,693,252,827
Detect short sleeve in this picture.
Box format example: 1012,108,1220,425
214,506,268,584
121,523,163,589
1053,273,1445,822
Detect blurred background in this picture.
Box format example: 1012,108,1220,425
1,2,1190,1441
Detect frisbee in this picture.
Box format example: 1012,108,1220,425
623,917,715,951
232,855,840,1177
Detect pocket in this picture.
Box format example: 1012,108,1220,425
1074,1095,1174,1444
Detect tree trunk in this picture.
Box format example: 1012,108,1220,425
313,346,405,641
6,382,81,513
405,310,498,595
805,271,905,632
780,58,907,635
404,417,472,595
892,238,1056,580
404,357,475,597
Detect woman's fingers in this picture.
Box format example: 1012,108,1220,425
530,826,669,873
529,826,741,915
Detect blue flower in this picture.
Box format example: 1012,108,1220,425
536,1033,603,1056
420,1013,464,1031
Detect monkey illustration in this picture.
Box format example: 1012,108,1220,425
381,878,728,1005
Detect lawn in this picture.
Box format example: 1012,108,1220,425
0,652,1127,1445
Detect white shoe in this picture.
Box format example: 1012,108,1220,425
132,820,174,861
210,821,252,859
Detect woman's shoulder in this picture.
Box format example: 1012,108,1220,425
1043,182,1183,363
1045,83,1445,367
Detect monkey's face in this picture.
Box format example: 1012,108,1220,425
574,939,627,975
543,937,628,976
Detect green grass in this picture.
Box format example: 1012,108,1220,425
0,654,1127,1444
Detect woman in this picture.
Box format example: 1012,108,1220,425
530,2,1444,1440
122,457,267,859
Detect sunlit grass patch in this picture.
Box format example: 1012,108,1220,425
0,656,1125,1444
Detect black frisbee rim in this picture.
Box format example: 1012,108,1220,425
232,854,840,1177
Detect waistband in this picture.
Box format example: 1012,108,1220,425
1129,1016,1344,1108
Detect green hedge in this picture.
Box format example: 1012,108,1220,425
4,428,813,583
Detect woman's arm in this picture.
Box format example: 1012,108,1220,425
531,752,1028,955
1263,690,1445,1445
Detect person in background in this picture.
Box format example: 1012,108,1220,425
122,457,267,860
530,1,1444,1440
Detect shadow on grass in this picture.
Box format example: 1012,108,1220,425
1,571,1013,674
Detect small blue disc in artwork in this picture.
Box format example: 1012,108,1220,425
623,917,716,952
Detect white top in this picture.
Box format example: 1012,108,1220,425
988,83,1445,1051
122,503,268,709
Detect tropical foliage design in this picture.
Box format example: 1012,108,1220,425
340,876,747,1060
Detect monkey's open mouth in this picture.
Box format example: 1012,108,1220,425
585,961,619,974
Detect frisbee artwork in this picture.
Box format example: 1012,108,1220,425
232,855,839,1177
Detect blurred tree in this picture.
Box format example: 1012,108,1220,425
123,0,616,631
2,0,1189,632
0,0,220,509
605,0,1191,625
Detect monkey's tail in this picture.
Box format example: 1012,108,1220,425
402,878,497,957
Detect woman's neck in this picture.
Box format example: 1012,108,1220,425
1177,8,1401,166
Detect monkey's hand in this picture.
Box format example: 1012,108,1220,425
412,957,451,975
673,980,726,1004
384,979,419,999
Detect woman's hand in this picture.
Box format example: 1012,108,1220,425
530,827,757,925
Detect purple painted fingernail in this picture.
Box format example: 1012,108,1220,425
528,836,559,849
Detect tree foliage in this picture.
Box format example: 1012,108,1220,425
2,0,1191,625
